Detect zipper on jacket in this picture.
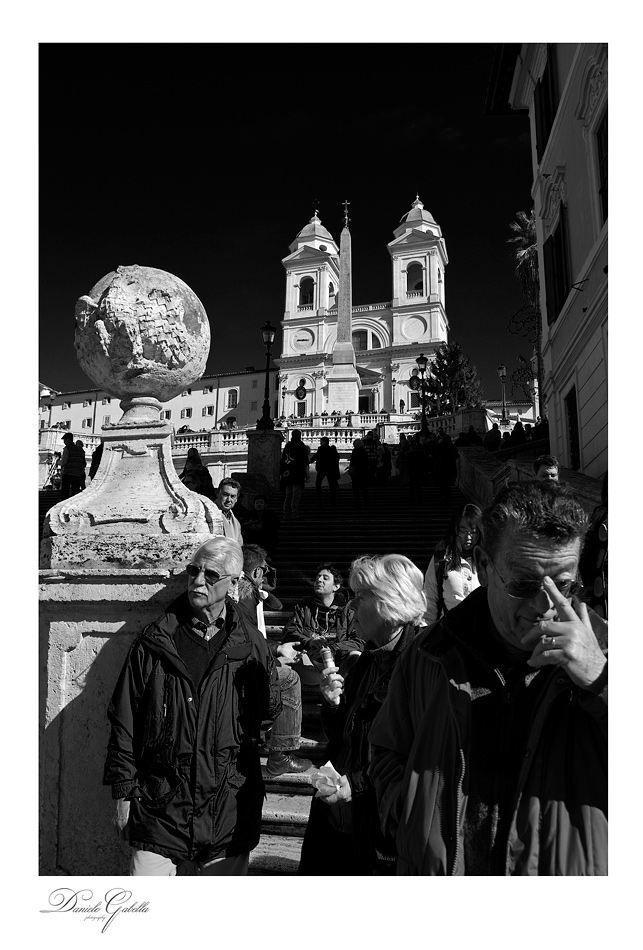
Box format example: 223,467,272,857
443,672,465,876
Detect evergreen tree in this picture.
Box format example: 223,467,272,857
425,342,485,413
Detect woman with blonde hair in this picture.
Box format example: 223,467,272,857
297,553,426,876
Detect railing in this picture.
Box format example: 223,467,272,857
39,428,101,452
352,301,391,313
406,291,423,298
173,430,249,453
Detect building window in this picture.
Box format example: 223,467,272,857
40,420,46,429
62,402,70,410
202,406,214,416
250,401,258,412
252,379,258,389
328,281,335,298
371,334,382,349
202,386,213,394
83,399,92,407
162,410,172,420
543,204,571,325
596,110,607,224
534,45,559,162
352,330,368,351
82,417,92,428
406,261,424,293
296,402,306,418
227,390,238,409
102,397,111,405
299,276,314,307
564,385,581,471
181,389,192,396
410,392,421,409
180,408,193,419
103,415,110,425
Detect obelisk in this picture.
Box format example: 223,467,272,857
326,200,360,414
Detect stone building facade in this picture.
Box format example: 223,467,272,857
40,365,281,436
490,43,608,479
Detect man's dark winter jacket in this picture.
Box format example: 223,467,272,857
369,587,608,875
281,592,364,663
103,593,280,864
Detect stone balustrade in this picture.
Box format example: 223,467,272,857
39,427,102,453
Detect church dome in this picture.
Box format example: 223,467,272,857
295,213,335,243
398,195,437,227
288,212,338,254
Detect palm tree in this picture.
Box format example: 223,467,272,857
507,210,545,418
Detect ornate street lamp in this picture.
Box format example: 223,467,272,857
415,353,429,435
257,320,277,430
281,383,287,418
497,363,508,424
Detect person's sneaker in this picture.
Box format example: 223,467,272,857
266,751,313,776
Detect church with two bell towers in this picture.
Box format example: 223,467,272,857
276,196,450,419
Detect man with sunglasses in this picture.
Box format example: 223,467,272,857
104,537,280,876
370,481,607,875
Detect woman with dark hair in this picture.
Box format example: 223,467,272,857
424,503,482,623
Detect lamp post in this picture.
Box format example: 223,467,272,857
391,377,397,413
256,320,277,430
281,383,287,419
415,353,429,435
497,363,508,424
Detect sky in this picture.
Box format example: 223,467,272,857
39,42,536,404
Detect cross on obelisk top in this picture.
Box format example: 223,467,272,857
343,199,350,227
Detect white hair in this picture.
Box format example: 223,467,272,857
190,537,243,577
349,554,426,626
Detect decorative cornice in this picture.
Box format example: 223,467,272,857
575,45,608,139
541,165,566,238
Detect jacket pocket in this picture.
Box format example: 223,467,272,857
138,770,183,808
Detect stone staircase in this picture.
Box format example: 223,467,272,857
250,480,470,874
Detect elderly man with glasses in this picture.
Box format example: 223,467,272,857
104,537,280,876
370,481,608,875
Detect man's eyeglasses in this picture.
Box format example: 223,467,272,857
186,564,232,585
488,555,580,601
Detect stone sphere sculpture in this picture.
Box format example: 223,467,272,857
74,264,211,402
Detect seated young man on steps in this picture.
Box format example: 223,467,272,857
280,563,364,686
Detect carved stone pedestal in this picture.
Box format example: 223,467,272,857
41,403,223,569
39,568,186,875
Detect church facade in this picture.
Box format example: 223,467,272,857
276,197,450,419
